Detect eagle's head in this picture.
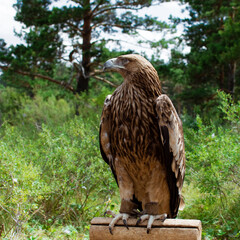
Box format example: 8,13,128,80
103,54,161,93
103,54,158,80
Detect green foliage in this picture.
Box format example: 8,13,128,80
0,87,75,129
18,95,74,129
180,92,240,239
1,25,62,73
218,90,240,125
1,82,239,239
172,0,240,104
0,87,118,239
0,87,27,125
0,39,12,64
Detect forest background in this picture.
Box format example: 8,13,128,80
0,0,239,239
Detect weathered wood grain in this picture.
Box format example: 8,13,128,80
90,217,202,240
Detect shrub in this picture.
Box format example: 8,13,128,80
180,92,240,239
0,89,118,239
0,87,27,125
1,87,239,239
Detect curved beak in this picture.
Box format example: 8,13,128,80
103,58,117,71
103,57,126,72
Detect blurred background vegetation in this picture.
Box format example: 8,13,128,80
0,0,239,239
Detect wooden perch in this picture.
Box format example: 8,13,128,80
90,217,202,240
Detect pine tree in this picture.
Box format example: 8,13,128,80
1,0,170,93
177,0,240,99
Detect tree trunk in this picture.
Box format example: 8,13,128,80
76,0,92,93
76,73,90,93
227,8,236,96
228,61,236,96
219,66,224,90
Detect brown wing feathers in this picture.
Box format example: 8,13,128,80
156,94,186,216
99,95,119,185
159,125,180,218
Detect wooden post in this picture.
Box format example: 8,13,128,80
90,217,202,240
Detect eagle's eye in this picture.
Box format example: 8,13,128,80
120,58,129,66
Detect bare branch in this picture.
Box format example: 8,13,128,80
92,0,105,15
0,66,75,93
66,21,83,34
93,4,149,18
71,0,84,7
0,203,17,224
91,22,163,33
92,37,152,50
91,75,118,88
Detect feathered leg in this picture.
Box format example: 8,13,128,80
105,161,138,234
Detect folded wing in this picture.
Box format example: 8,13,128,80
99,95,118,185
156,94,185,217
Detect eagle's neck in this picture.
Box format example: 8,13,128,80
124,68,161,98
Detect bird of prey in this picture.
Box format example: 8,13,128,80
99,54,185,234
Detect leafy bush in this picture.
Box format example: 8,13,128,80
0,88,118,239
180,92,240,239
0,87,27,125
1,87,239,239
18,95,75,130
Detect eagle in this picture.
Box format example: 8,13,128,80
99,54,185,234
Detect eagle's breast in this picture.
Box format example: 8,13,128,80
110,84,161,162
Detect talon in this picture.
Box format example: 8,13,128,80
160,213,167,222
108,213,130,234
137,213,167,233
109,226,113,235
123,219,129,230
136,218,141,226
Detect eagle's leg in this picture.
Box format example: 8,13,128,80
136,202,167,234
105,160,138,234
106,199,138,234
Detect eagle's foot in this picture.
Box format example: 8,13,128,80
136,213,167,234
104,199,139,234
106,212,130,235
